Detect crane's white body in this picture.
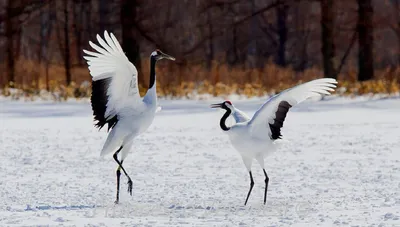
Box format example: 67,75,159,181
83,31,175,203
83,31,159,159
227,124,276,170
101,86,158,159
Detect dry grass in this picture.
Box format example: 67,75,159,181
1,59,400,101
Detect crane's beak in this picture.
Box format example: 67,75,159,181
210,103,223,108
160,51,175,61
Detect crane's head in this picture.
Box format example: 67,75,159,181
210,100,233,111
151,49,175,61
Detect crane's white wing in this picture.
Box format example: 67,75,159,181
232,108,251,123
249,78,337,139
83,30,141,131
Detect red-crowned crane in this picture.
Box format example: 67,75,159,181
210,78,338,205
83,31,175,204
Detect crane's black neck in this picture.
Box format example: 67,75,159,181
149,56,157,89
220,107,231,131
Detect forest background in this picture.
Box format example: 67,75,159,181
1,0,399,100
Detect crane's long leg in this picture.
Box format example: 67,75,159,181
263,169,269,205
115,161,122,204
113,146,133,201
244,171,254,206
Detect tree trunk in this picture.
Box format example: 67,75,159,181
121,0,143,88
232,25,238,64
397,30,400,66
46,0,56,91
63,0,72,86
6,0,16,87
321,0,336,79
247,0,258,69
395,1,400,66
85,2,92,44
298,33,309,71
39,5,53,89
73,1,84,66
99,0,109,32
38,7,45,89
226,17,238,66
275,1,288,67
206,10,214,71
357,0,374,81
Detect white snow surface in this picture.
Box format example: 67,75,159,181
0,96,400,226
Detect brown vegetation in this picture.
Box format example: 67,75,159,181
1,59,399,101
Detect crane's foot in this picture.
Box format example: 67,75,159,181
114,199,119,204
127,177,133,196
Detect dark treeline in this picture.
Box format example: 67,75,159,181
0,0,398,89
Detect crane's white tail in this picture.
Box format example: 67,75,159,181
100,128,122,156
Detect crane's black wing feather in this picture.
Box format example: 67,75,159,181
269,101,292,140
91,78,118,132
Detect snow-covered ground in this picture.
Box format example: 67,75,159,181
0,96,399,226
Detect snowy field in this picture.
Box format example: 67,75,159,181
0,96,399,226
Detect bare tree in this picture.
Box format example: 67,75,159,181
320,0,336,79
357,0,374,81
386,0,400,65
275,0,289,67
5,0,16,87
205,9,214,70
98,0,109,32
62,0,72,85
72,0,88,66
